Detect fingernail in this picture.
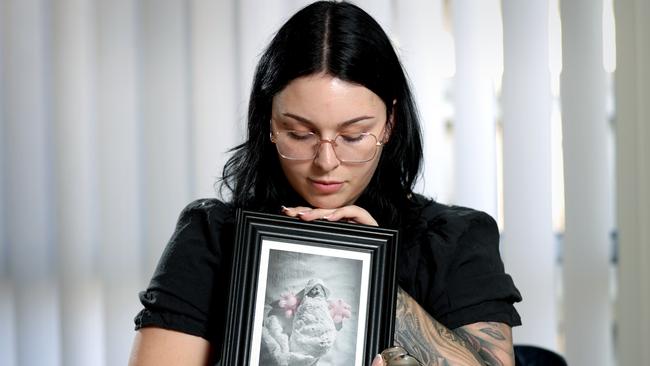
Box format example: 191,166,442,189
322,215,330,220
373,354,383,364
281,205,289,212
297,211,306,216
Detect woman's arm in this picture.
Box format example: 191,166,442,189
128,328,212,366
394,287,514,366
454,322,514,366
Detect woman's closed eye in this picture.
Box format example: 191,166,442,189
339,133,369,144
287,130,316,141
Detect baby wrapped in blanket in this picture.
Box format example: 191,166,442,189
261,279,344,366
289,279,337,361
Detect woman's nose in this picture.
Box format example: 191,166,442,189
313,141,340,171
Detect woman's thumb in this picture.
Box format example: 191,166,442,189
372,354,385,366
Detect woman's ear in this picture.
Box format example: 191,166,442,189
383,100,397,143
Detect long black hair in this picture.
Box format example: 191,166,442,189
220,1,423,228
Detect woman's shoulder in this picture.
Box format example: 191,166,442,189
411,192,493,218
180,198,234,213
405,194,498,247
176,198,236,225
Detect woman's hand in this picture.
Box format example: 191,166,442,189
281,205,378,226
371,348,422,366
372,354,385,366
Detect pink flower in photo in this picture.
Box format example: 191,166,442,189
328,298,352,324
278,291,299,318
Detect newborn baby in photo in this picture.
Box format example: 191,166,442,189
289,279,337,361
261,279,350,366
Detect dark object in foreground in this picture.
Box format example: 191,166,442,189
514,345,568,366
382,346,422,365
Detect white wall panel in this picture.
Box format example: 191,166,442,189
3,0,61,364
237,0,290,117
393,0,448,201
452,0,499,218
140,0,192,276
53,0,98,285
560,0,613,364
52,0,105,364
16,281,61,366
0,0,6,280
3,0,55,285
353,0,393,36
60,279,105,366
501,0,557,351
0,281,16,366
95,0,142,364
0,2,14,364
190,0,239,200
287,0,313,14
615,0,650,364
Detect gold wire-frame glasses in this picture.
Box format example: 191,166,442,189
270,130,384,163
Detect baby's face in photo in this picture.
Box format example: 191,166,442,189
307,284,326,298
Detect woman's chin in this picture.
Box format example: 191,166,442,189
307,201,339,209
306,195,353,209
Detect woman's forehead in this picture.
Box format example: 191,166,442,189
272,74,386,121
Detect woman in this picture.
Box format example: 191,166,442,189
129,1,521,365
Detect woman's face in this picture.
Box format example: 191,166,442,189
271,74,389,209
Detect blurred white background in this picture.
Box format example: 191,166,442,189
0,0,648,365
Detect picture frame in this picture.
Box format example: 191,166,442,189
222,210,399,366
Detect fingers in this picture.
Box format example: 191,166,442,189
372,354,386,366
322,206,378,226
282,206,334,221
281,206,329,222
281,205,378,226
280,206,312,218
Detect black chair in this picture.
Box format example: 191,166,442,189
514,345,567,366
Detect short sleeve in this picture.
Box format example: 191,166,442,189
436,211,522,329
134,199,235,348
398,198,522,330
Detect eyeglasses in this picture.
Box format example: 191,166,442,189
270,130,384,163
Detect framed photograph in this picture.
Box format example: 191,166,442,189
222,210,399,366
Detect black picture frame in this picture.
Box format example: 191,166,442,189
222,210,399,366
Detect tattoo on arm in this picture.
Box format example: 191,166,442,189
454,322,515,366
394,287,485,365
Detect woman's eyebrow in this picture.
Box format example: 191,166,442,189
282,112,375,127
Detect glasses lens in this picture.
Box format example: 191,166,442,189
334,133,378,163
275,131,319,160
273,131,379,162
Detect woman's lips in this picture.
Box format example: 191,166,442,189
309,179,344,194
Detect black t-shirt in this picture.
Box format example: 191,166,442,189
134,195,522,359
